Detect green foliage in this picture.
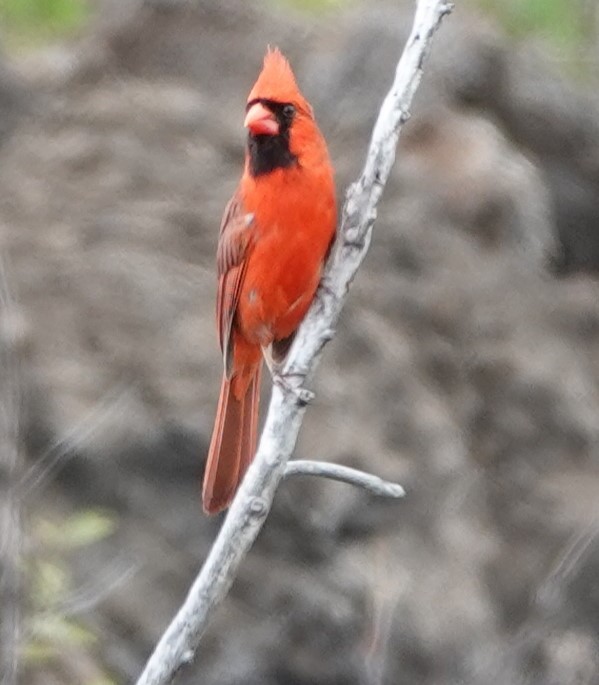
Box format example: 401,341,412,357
272,0,350,14
0,0,89,49
26,613,96,654
474,0,592,50
24,509,116,682
36,510,116,549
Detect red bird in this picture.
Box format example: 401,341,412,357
202,48,337,514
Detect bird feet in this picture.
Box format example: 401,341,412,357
273,372,314,406
263,345,314,405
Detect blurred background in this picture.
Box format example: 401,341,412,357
0,0,599,683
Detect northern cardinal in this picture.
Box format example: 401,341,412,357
202,47,337,514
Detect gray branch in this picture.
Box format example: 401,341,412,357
284,460,406,498
135,2,452,683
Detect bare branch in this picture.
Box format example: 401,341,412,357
136,2,452,683
284,460,405,498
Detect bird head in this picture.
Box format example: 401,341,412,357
244,47,318,177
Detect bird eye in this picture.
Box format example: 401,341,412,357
282,104,296,119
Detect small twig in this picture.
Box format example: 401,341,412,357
136,2,452,683
284,460,405,498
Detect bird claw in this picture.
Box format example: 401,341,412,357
273,372,314,406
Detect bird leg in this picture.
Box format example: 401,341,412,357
262,346,314,405
261,344,281,380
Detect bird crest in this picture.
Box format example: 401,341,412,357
247,47,310,113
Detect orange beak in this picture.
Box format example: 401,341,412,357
244,102,279,136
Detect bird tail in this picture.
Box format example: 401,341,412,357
202,364,261,514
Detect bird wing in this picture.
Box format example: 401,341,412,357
216,190,255,378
